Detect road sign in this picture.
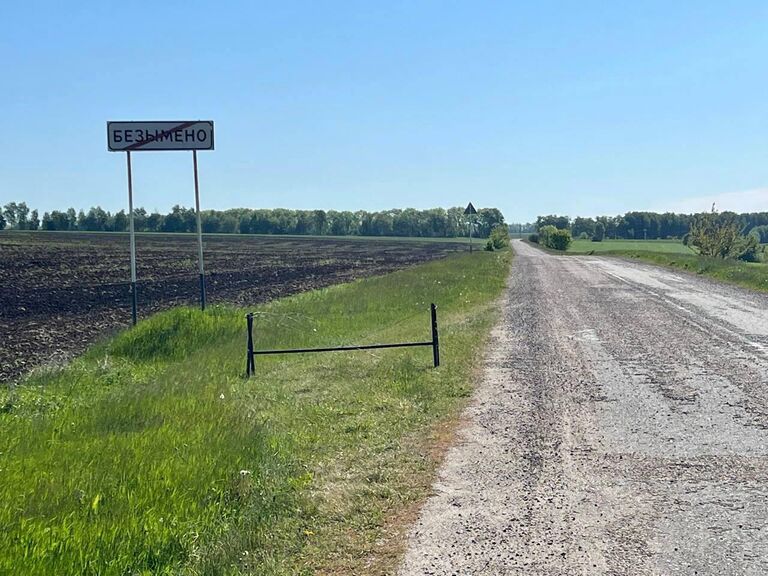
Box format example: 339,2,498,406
107,121,214,152
464,202,478,252
109,119,214,324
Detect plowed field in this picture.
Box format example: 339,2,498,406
0,232,466,383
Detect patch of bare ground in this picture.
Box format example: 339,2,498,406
0,232,466,383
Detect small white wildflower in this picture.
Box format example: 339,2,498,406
239,469,252,476
219,393,225,400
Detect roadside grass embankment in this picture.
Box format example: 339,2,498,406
527,238,768,294
568,239,768,292
568,238,694,254
597,250,768,293
0,250,511,575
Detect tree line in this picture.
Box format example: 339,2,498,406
534,211,768,240
0,202,505,238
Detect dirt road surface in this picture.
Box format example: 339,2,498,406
399,239,768,575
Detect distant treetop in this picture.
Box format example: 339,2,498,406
2,202,506,239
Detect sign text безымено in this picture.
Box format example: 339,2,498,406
107,121,214,151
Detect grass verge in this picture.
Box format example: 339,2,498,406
568,238,693,254
0,250,511,575
595,250,768,293
525,238,768,293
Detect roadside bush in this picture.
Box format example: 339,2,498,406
538,225,557,247
538,225,572,251
547,229,572,251
528,233,539,244
489,224,510,249
484,239,495,251
689,209,761,261
737,235,762,262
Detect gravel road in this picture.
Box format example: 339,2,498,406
399,239,768,575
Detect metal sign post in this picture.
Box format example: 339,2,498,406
109,121,215,324
464,202,478,253
193,150,206,310
126,151,137,324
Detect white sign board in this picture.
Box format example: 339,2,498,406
107,121,214,152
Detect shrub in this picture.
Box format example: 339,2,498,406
538,225,557,247
538,225,572,251
689,210,742,257
528,233,539,244
737,235,762,262
547,229,572,251
489,224,510,249
578,232,589,240
484,239,495,251
689,209,760,261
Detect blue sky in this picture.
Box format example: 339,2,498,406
1,1,767,222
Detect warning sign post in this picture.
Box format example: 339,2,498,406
464,202,478,253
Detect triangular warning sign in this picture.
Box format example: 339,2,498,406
464,202,477,215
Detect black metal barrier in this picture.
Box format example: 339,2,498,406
246,304,440,376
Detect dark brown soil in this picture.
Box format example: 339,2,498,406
0,231,466,383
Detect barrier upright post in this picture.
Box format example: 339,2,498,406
246,313,255,376
430,303,440,367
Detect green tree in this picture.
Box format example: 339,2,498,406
592,222,605,242
749,225,768,243
162,205,195,233
66,208,78,230
572,217,596,238
28,209,40,230
79,207,109,231
311,210,327,235
3,202,31,229
48,210,72,230
146,212,164,231
477,208,505,237
219,214,239,233
536,214,570,230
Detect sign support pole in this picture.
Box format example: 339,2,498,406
193,150,206,311
464,202,477,253
469,215,473,253
126,151,138,325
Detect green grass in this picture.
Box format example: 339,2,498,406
602,251,768,293
568,238,694,254
0,250,510,575
529,237,768,293
543,238,768,293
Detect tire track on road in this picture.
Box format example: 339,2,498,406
399,240,768,575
